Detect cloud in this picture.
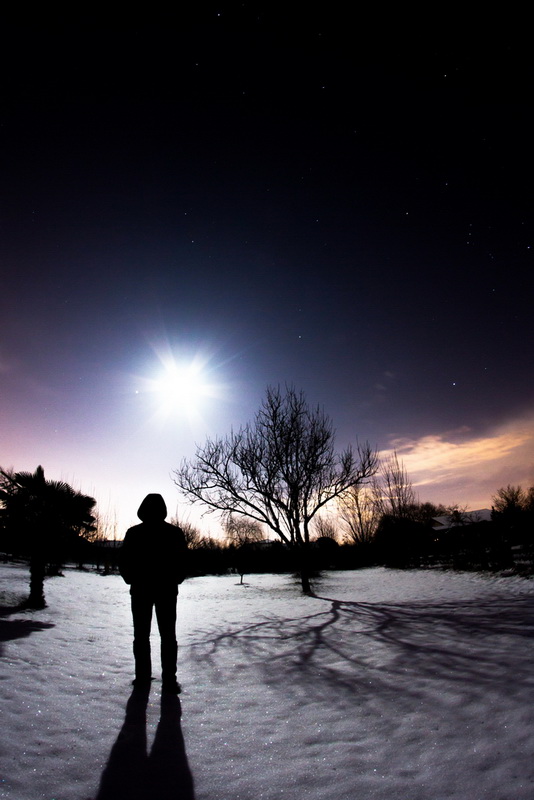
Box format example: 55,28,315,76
380,415,534,509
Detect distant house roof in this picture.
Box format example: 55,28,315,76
255,539,283,548
432,509,492,530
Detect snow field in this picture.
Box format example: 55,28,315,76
1,565,534,799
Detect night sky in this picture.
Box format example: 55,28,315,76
2,11,533,533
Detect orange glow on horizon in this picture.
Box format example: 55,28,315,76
379,414,534,509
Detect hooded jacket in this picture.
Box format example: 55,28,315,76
119,494,188,587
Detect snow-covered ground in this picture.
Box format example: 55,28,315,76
1,564,534,800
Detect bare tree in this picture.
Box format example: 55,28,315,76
492,485,527,515
446,504,471,526
224,513,265,584
372,451,417,520
338,485,379,545
90,508,119,573
93,507,118,543
169,516,204,549
416,501,447,525
224,514,264,547
312,514,339,542
174,385,377,592
491,485,534,546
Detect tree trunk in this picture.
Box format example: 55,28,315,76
300,567,311,594
298,543,313,594
27,554,46,609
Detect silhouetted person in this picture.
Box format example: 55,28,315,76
119,494,188,693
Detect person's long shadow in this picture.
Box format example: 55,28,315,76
96,689,195,800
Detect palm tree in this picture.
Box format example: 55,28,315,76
0,466,96,608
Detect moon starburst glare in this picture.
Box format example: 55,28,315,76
134,344,227,433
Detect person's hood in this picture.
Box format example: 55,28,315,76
137,493,167,522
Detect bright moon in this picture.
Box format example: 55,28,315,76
134,344,226,433
154,362,211,414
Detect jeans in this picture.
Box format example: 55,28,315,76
130,585,178,683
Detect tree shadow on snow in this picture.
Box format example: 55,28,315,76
0,603,55,656
188,593,534,709
96,689,195,800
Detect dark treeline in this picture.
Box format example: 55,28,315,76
2,460,534,610
2,494,534,591
171,485,534,578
